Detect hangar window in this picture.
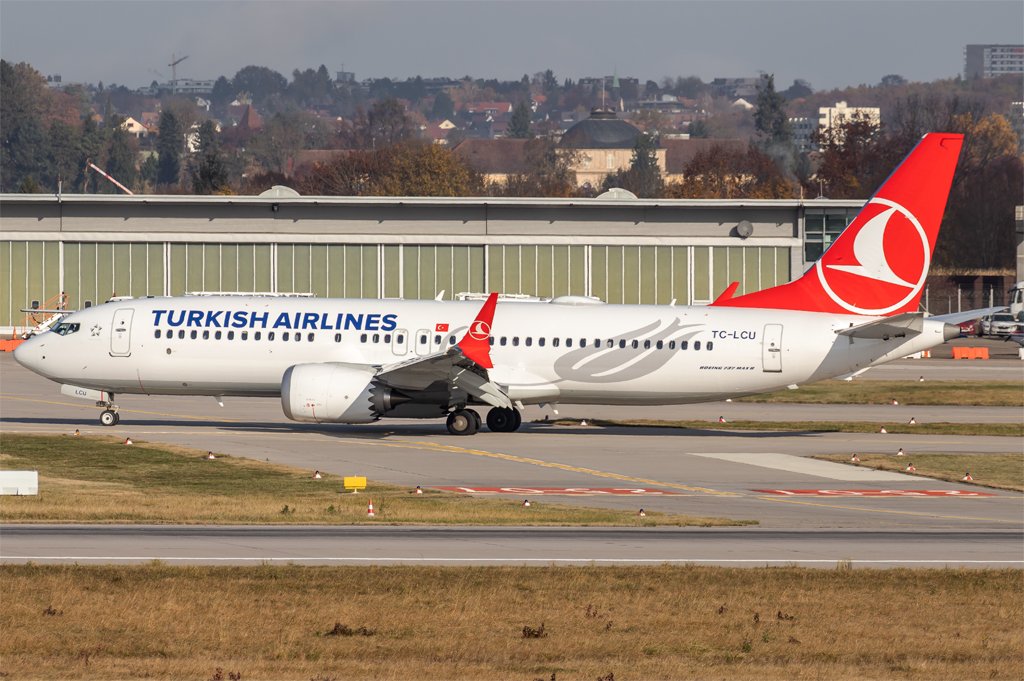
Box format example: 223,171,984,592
215,331,222,340
707,341,714,351
178,330,185,339
53,322,81,336
680,340,688,350
283,332,290,341
334,333,342,343
694,341,702,351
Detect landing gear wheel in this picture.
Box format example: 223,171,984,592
466,409,482,430
486,407,522,432
99,409,118,427
446,410,479,435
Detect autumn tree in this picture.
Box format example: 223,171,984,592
668,142,796,199
249,112,306,174
498,138,578,197
348,99,415,149
232,65,288,108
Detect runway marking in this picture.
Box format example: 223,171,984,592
434,486,685,496
757,489,996,497
4,556,1023,565
759,496,1019,523
391,439,738,496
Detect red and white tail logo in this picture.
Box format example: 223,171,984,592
714,133,963,316
457,293,497,368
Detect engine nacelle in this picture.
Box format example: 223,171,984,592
281,363,389,424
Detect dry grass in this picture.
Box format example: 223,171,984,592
737,380,1023,407
816,453,1024,492
0,434,742,527
546,418,1023,437
0,564,1020,680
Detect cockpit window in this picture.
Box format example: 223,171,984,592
52,322,80,336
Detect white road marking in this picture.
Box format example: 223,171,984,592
3,556,1022,565
689,452,916,481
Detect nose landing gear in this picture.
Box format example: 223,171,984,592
96,396,120,426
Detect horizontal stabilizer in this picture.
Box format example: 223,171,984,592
836,312,923,339
930,306,1007,325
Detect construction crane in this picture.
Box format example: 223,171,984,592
168,53,189,94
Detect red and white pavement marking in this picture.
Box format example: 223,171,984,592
755,489,996,497
435,486,683,496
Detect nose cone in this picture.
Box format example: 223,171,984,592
13,335,44,373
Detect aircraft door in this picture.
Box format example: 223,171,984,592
414,329,431,356
392,329,408,356
110,308,134,357
762,323,783,372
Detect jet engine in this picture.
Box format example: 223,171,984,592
281,362,408,424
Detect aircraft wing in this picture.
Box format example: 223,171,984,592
836,312,924,339
374,293,513,410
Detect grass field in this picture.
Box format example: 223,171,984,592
547,418,1023,437
816,453,1024,492
738,380,1022,406
1,564,1020,680
0,434,743,526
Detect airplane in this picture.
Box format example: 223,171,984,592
14,133,970,435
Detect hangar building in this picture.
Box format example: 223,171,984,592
0,191,862,329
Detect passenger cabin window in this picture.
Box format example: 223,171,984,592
680,340,688,350
154,329,161,339
334,333,342,343
227,331,234,340
190,330,198,340
419,334,427,345
396,334,404,344
668,341,676,349
619,340,626,349
500,337,507,346
706,341,714,351
178,330,185,339
215,330,222,340
694,341,701,351
283,332,290,341
52,322,81,336
449,336,456,345
553,338,560,347
373,333,380,343
241,331,248,341
254,331,262,341
525,337,532,347
434,334,441,345
538,338,545,347
512,337,520,346
656,341,664,349
203,330,210,340
631,340,639,349
643,340,651,349
268,332,275,341
566,338,573,348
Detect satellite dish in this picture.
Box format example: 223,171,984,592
736,220,754,239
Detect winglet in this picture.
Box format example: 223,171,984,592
457,292,497,369
711,281,740,305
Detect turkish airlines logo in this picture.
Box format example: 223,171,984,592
468,320,490,341
815,198,930,315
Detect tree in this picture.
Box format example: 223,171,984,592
156,108,184,187
210,76,233,111
754,74,791,147
231,65,288,107
430,91,454,121
498,138,578,197
668,142,796,199
603,133,663,198
296,142,482,196
190,120,229,194
351,99,415,149
104,126,137,193
508,101,532,138
249,112,306,174
1,60,51,191
781,79,813,100
880,74,907,87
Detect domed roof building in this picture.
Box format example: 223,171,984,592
558,108,666,189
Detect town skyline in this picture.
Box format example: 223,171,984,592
2,0,1022,91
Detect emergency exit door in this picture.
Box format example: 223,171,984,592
110,309,134,357
762,323,783,372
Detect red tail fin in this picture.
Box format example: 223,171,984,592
714,133,963,316
457,292,497,368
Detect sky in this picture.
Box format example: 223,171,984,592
1,0,1022,91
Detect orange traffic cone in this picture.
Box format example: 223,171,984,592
123,437,133,445
522,499,531,507
851,453,860,463
718,416,727,423
906,463,916,472
908,417,917,425
890,398,899,406
896,447,905,456
638,508,646,517
73,429,80,437
879,426,888,434
962,472,973,481
367,499,375,517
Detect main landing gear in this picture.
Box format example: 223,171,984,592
485,407,521,433
446,407,521,435
97,396,120,426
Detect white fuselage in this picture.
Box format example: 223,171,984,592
15,296,951,407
